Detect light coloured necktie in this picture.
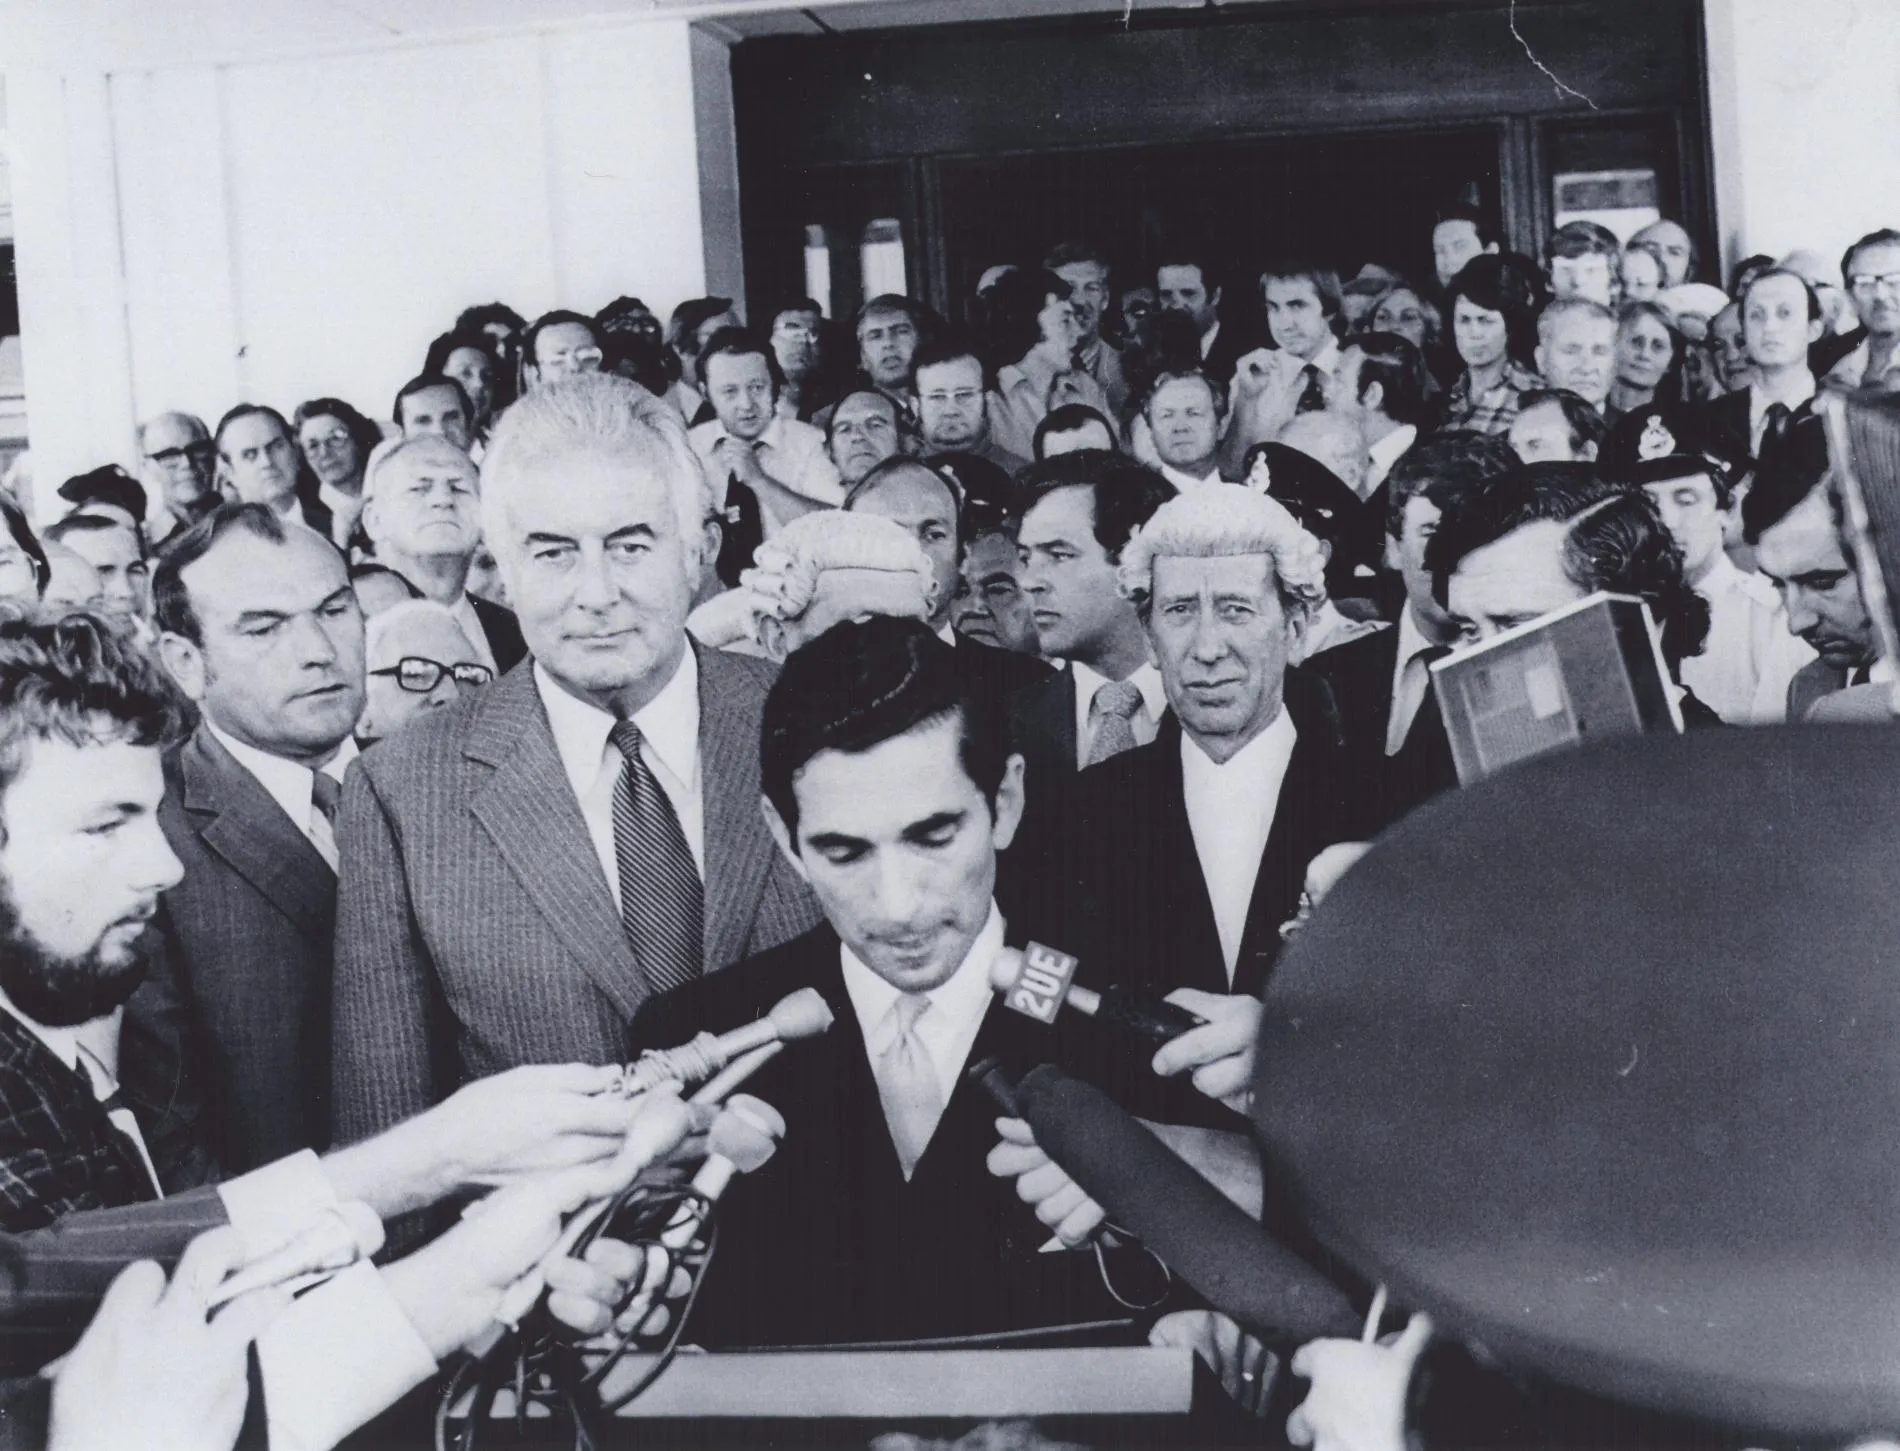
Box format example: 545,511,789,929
872,993,942,1180
308,770,341,870
1087,679,1145,765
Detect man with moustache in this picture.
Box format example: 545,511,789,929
127,505,366,1175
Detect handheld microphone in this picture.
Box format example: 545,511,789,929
207,1202,384,1309
990,945,1206,1045
616,988,833,1097
1016,1063,1357,1344
649,1095,785,1254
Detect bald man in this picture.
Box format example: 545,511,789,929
139,412,219,545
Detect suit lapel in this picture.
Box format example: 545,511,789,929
1028,666,1077,771
1139,725,1230,996
697,648,777,972
464,669,648,1019
180,729,335,939
1233,725,1337,996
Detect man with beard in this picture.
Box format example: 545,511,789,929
0,612,735,1449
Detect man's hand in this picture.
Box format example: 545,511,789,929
1150,990,1263,1114
1285,1312,1432,1451
446,1064,691,1189
380,1092,698,1359
49,1227,291,1451
712,437,765,486
544,1094,782,1344
1149,1308,1277,1419
986,1116,1105,1248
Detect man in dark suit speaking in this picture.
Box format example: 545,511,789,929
629,618,1131,1347
332,374,822,1148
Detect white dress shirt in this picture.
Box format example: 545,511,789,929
689,415,844,515
1681,554,1818,723
449,591,499,674
204,722,357,871
840,903,1002,1112
1385,605,1447,752
1198,320,1222,364
537,649,705,911
1180,711,1298,982
1748,372,1818,453
1364,423,1418,496
1070,661,1167,768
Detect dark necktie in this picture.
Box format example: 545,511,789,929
1296,363,1327,415
1759,401,1793,460
310,771,341,826
609,720,705,996
714,450,765,590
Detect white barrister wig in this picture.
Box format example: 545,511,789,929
1116,481,1330,621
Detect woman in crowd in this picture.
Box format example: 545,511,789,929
1438,254,1545,435
292,397,385,548
1608,299,1684,415
1369,281,1450,396
1622,240,1667,303
984,265,1112,459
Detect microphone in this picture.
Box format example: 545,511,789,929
618,988,833,1096
1016,1063,1357,1344
206,1201,385,1309
990,944,1205,1045
649,1095,785,1254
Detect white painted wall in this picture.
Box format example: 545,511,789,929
1704,0,1900,278
7,15,742,505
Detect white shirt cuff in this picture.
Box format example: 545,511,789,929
257,1261,439,1451
216,1150,340,1259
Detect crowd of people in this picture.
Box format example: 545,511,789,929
0,202,1893,1450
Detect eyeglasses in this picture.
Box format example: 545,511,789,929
370,657,494,693
145,441,216,468
1850,272,1900,296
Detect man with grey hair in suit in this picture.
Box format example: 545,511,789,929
331,373,824,1147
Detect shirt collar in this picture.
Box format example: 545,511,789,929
1696,551,1744,597
204,719,355,832
0,988,121,1086
936,622,958,647
839,903,1003,1052
1301,336,1341,375
1179,700,1296,779
534,646,699,801
1753,371,1816,414
1367,423,1417,477
1394,603,1436,670
1199,320,1221,359
1160,461,1222,492
1072,660,1167,723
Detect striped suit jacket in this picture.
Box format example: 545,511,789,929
122,725,336,1180
329,647,823,1146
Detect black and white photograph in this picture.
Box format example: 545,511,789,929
0,0,1896,1445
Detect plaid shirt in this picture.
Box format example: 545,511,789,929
0,1012,156,1233
1441,360,1543,436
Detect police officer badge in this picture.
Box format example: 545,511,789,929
1638,415,1676,461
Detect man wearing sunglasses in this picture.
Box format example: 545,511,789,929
358,600,493,746
138,413,220,547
